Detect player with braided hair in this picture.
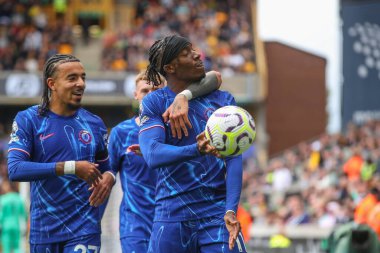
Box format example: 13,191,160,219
109,68,221,253
7,54,115,252
139,35,247,252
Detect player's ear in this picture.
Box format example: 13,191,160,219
163,64,175,74
133,90,138,100
47,78,56,91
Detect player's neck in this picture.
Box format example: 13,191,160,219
166,80,189,94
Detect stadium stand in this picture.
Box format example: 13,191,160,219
101,0,257,74
0,1,74,72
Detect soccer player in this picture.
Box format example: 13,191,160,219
0,181,28,253
108,70,221,253
139,35,247,252
7,54,115,253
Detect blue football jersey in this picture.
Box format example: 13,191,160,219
7,106,110,243
139,87,237,222
108,117,156,239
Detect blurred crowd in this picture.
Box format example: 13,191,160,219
0,0,256,75
0,0,74,72
241,120,380,238
101,0,256,75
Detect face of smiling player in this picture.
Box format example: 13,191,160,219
47,61,86,116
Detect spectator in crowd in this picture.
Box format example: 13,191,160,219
285,194,310,225
367,199,380,239
343,148,364,181
237,205,253,243
354,183,378,224
271,159,292,192
268,215,292,250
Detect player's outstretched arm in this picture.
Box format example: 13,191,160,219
7,150,56,181
139,93,220,168
162,71,222,139
7,152,103,186
139,126,200,168
139,129,221,168
224,155,243,249
56,161,103,186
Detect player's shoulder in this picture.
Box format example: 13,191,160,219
208,89,234,99
143,87,167,103
215,89,233,96
141,87,169,113
112,117,136,132
16,105,39,119
78,108,105,125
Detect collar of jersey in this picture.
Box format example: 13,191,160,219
164,86,177,98
47,109,79,119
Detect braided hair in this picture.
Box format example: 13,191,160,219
38,54,80,116
145,35,191,87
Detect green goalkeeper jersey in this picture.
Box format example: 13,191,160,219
0,192,27,231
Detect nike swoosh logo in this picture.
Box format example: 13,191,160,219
39,133,55,140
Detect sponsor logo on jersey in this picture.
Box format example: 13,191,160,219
140,115,150,125
39,133,55,140
79,130,92,144
9,120,19,144
12,120,18,133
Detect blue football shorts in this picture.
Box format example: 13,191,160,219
30,233,101,253
120,236,149,253
148,215,247,253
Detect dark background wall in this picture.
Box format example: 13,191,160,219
265,42,327,156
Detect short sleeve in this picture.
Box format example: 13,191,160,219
223,91,237,107
8,111,33,157
139,93,165,133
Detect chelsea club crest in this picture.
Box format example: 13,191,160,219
79,130,92,144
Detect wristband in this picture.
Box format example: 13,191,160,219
64,161,76,174
104,171,116,183
225,210,236,215
178,89,193,100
